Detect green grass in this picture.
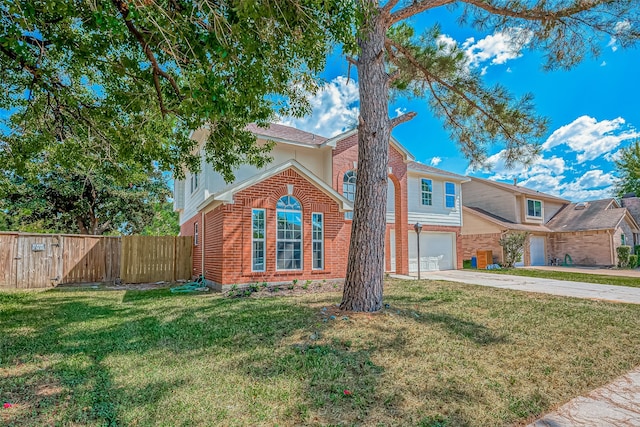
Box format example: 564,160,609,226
480,267,640,288
2,280,640,426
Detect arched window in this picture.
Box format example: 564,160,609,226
276,195,302,270
343,170,356,220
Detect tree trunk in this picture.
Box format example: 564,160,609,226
340,2,391,312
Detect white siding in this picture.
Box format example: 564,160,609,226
179,141,332,225
407,173,462,226
173,179,185,211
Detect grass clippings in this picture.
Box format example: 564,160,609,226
1,279,640,426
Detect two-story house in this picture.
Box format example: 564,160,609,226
461,177,569,266
461,177,640,267
174,123,467,290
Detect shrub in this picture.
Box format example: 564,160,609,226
617,245,631,268
499,232,529,268
629,254,638,269
463,259,472,269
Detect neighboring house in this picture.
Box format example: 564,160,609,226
545,198,640,266
462,177,640,267
174,123,467,289
461,177,570,266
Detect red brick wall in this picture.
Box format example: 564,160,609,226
180,214,202,278
210,168,351,287
203,206,224,284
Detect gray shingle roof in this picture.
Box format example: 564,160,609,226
407,161,468,181
546,199,627,232
463,206,552,232
246,123,327,146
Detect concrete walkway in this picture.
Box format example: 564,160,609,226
395,270,640,426
417,270,640,304
527,366,640,427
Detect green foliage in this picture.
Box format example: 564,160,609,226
629,254,638,269
615,140,640,197
499,232,529,268
0,152,171,235
0,0,354,181
617,245,631,268
141,202,180,236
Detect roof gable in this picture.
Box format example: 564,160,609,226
197,160,353,212
246,123,327,146
322,128,416,162
407,161,469,182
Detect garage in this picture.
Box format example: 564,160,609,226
529,235,546,266
408,231,455,272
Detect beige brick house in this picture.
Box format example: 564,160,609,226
461,177,640,267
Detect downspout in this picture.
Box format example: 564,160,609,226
201,210,205,277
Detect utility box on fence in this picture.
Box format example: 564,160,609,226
476,250,493,270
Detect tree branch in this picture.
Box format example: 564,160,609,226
390,0,454,25
381,0,400,14
111,0,182,116
386,38,515,140
460,0,606,22
390,111,417,129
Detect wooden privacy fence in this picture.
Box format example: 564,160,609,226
0,232,193,289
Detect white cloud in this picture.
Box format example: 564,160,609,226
542,116,640,163
278,76,359,137
462,29,531,68
608,20,631,52
557,170,616,201
600,61,607,67
430,156,442,166
394,107,407,117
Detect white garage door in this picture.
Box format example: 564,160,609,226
530,236,546,266
408,232,455,272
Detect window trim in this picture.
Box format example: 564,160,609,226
251,209,266,272
343,170,357,220
312,212,324,270
444,181,456,209
526,198,543,219
194,222,199,246
276,196,303,271
421,178,433,206
190,172,199,194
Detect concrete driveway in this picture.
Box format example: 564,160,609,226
421,270,640,304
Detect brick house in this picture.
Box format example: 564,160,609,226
174,123,467,290
461,177,640,267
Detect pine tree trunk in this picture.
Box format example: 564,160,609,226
340,2,390,312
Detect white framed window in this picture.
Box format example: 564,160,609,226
445,182,456,209
190,172,199,193
343,170,356,220
276,196,302,270
312,213,324,270
252,209,266,271
194,222,199,246
421,179,432,206
527,199,542,218
621,233,626,246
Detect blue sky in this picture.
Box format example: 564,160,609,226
280,7,640,202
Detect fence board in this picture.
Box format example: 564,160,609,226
120,235,185,283
14,235,61,289
0,234,17,288
174,236,193,281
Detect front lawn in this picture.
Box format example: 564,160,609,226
2,279,640,426
480,267,640,288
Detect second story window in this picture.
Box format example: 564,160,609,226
343,170,356,220
445,182,456,209
527,199,542,218
421,179,432,206
190,172,199,193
